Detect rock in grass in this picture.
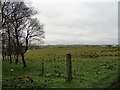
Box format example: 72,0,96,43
10,69,14,72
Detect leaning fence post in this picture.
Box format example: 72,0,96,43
66,54,72,82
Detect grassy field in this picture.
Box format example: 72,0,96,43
2,46,120,89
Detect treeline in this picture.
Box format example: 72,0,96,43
0,0,44,67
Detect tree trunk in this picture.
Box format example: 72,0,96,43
9,55,12,63
15,25,27,67
21,53,26,68
15,54,18,64
8,28,12,63
2,54,4,61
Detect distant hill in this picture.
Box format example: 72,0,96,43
29,44,118,50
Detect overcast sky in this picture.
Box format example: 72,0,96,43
29,0,118,45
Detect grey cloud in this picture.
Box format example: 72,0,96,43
30,0,118,45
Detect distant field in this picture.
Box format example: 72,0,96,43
2,46,120,88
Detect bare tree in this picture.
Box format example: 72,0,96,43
1,1,44,67
21,18,44,54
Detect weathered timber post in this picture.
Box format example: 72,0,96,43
42,59,44,74
53,57,55,61
66,54,72,82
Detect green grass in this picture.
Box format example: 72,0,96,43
2,46,120,88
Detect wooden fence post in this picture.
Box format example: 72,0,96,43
66,54,72,82
42,59,44,74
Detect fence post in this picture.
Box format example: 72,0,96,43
66,54,72,82
42,59,44,74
